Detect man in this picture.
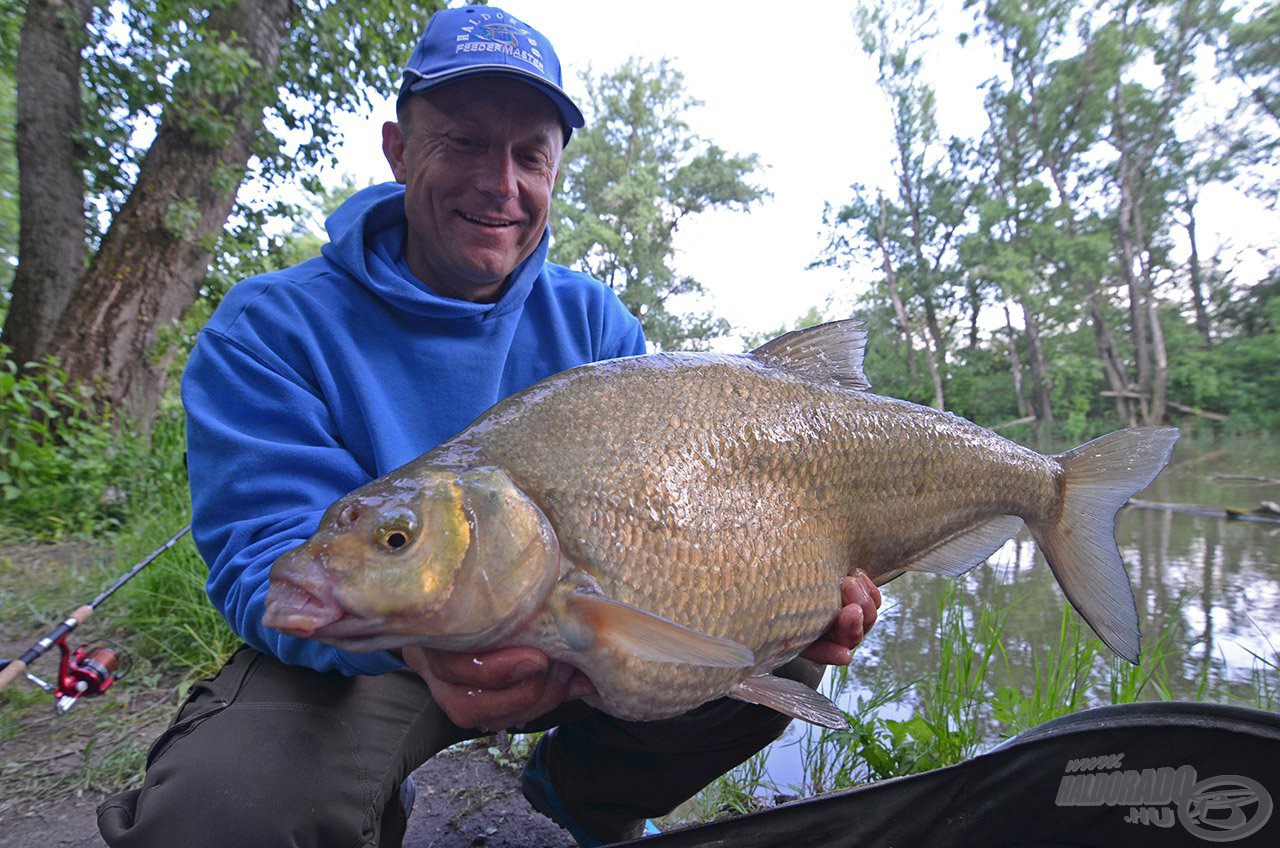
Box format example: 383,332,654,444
97,7,880,847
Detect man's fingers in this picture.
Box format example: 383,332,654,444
847,570,881,631
799,639,854,666
798,570,885,666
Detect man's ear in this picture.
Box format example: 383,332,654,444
382,120,408,183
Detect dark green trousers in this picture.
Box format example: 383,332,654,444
97,646,821,848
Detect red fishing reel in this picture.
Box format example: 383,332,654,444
54,640,121,714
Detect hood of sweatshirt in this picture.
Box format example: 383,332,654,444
319,182,549,321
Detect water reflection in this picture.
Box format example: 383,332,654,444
761,435,1280,791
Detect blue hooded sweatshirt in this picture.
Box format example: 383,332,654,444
182,182,646,675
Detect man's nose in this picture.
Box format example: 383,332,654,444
476,151,518,200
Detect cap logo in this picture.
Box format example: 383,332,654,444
455,12,545,74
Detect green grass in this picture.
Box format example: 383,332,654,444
1239,616,1278,712
0,402,233,809
686,581,1276,819
99,408,238,682
990,602,1104,735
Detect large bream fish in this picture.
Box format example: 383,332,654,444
263,321,1178,729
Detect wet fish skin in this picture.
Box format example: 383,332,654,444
264,320,1179,729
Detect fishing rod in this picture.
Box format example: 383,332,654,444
0,523,191,713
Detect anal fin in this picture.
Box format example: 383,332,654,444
730,675,850,730
555,582,754,669
905,514,1023,576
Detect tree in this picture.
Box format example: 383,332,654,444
816,0,979,410
970,0,1145,425
1104,0,1230,424
0,6,17,309
1,0,446,423
1221,1,1280,206
550,58,767,351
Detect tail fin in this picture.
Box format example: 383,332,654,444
1030,427,1180,664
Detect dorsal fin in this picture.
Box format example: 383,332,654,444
750,319,871,390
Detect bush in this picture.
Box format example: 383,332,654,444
0,349,145,539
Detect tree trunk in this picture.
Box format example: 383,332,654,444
1003,304,1029,420
1087,291,1136,426
1148,296,1169,424
1,0,96,365
1022,304,1054,450
46,0,294,423
920,296,946,411
1114,120,1152,423
1184,195,1212,346
874,196,919,385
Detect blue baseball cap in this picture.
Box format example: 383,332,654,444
398,6,585,134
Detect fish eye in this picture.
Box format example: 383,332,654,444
375,510,418,553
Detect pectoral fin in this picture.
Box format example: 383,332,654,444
730,674,850,730
552,580,754,668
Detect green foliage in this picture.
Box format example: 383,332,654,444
914,582,1008,763
816,0,1280,438
1166,276,1280,431
67,0,444,261
551,57,767,350
0,349,235,678
695,750,773,820
1227,2,1280,116
0,349,144,539
112,409,238,681
990,604,1103,734
856,713,950,779
1223,0,1279,202
816,1,983,410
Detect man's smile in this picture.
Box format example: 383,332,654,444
459,211,519,228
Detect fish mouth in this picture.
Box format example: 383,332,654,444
263,574,401,648
262,575,346,638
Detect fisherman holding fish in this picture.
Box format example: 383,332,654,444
97,7,881,847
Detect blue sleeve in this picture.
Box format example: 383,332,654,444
182,329,402,676
601,288,648,360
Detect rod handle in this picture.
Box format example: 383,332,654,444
70,605,94,624
0,658,28,691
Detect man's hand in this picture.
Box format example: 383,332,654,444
402,645,595,732
800,570,882,666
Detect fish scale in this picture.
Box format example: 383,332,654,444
264,320,1179,728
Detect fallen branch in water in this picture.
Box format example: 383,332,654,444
1209,473,1280,486
1127,499,1280,524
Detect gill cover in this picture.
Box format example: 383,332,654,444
431,466,562,645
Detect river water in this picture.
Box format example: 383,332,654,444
760,434,1280,792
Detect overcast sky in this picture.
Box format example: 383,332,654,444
326,0,1278,345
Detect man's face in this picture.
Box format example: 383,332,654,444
382,77,564,303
